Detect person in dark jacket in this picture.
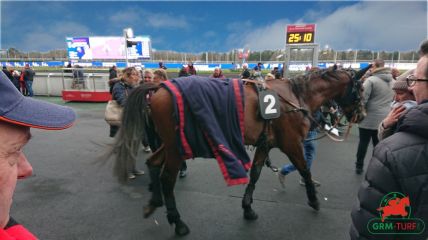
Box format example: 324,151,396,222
158,62,167,70
2,66,13,83
110,67,140,138
187,61,197,75
350,41,428,240
178,66,190,77
111,67,144,179
22,64,35,97
109,65,118,80
11,70,20,91
240,63,251,79
253,62,262,71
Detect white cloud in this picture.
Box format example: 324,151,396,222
109,10,141,25
19,22,92,51
109,8,190,29
227,19,290,50
230,1,427,51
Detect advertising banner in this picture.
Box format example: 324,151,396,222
66,36,151,60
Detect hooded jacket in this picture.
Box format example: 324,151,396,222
359,67,394,129
350,101,428,239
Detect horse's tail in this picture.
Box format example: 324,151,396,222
112,84,159,183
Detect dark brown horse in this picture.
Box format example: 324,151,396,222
111,66,368,236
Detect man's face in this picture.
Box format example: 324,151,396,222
410,56,428,103
0,122,32,228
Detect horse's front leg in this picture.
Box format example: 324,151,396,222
280,141,320,210
285,142,320,211
298,165,319,210
160,148,190,236
143,145,165,218
242,146,269,220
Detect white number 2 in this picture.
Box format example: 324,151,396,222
264,94,277,114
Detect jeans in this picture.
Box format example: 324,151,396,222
280,130,317,175
25,81,34,97
356,128,379,169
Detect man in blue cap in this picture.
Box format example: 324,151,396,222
0,71,76,239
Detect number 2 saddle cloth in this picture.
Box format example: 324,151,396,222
162,76,251,186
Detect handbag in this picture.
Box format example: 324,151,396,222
105,100,123,126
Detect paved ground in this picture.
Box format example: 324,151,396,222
11,97,373,240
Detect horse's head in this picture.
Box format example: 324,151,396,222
321,66,367,123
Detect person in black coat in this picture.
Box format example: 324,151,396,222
350,41,428,240
109,65,118,80
240,63,251,79
2,66,13,82
2,66,18,90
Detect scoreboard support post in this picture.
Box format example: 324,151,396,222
283,24,319,78
284,44,319,78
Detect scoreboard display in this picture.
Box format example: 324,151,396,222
286,24,316,44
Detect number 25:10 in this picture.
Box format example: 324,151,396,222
288,33,313,43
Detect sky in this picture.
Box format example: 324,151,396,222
1,0,427,53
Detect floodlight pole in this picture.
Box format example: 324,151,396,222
123,27,133,67
123,29,128,67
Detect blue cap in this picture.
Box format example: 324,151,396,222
0,71,76,130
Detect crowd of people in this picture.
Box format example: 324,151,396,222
1,39,427,239
2,64,35,97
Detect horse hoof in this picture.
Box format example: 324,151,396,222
175,220,190,236
308,200,320,211
143,205,157,218
243,209,258,220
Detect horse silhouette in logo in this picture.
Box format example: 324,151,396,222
377,196,410,222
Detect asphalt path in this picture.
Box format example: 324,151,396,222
11,97,372,240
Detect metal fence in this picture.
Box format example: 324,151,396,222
0,49,420,64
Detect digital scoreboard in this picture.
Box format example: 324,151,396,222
286,24,316,44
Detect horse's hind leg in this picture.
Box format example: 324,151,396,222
149,88,189,235
242,146,269,220
161,148,190,236
143,145,165,218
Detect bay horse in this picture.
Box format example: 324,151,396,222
111,66,368,236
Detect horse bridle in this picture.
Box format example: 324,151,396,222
334,69,364,124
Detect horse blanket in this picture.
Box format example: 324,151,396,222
162,76,251,186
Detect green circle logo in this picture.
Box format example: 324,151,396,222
377,192,411,222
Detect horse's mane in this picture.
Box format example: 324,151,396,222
289,70,325,97
289,68,351,97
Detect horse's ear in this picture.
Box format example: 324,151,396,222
333,64,338,71
354,64,372,80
